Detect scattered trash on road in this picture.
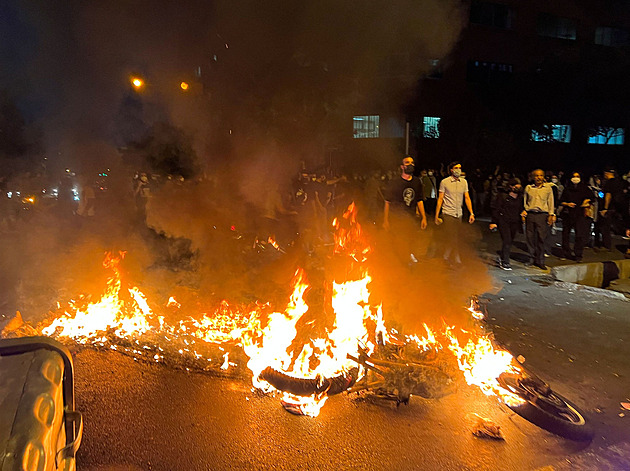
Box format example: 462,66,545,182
472,415,504,440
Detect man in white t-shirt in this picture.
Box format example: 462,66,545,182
434,162,475,265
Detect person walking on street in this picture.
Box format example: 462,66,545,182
383,156,428,265
383,156,428,231
559,172,594,262
588,175,603,248
522,169,555,270
599,167,625,252
435,161,475,266
543,175,560,258
489,178,524,270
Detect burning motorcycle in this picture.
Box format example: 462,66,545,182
25,202,593,443
497,364,593,442
260,329,594,442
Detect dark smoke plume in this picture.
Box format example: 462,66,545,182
0,0,481,333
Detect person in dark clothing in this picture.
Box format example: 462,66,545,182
599,168,625,251
559,172,595,262
383,156,427,230
383,156,427,265
489,178,524,270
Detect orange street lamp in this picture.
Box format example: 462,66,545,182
180,81,189,91
131,76,144,89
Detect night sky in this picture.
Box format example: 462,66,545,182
1,0,465,172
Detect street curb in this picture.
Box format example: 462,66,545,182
553,281,629,301
551,259,630,289
479,251,630,298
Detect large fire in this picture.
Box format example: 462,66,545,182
27,203,526,415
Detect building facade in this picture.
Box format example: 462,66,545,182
351,0,630,174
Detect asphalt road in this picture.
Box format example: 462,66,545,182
74,349,584,471
71,262,630,471
2,215,630,470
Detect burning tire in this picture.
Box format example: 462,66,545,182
258,367,359,397
498,373,594,442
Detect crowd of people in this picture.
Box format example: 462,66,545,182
3,161,630,270
269,160,630,269
487,166,630,269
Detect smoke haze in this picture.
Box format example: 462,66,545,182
0,0,490,338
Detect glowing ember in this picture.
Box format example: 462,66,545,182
267,237,280,250
468,296,486,321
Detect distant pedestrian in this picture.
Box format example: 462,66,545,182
420,169,437,215
588,175,603,248
543,174,561,257
599,167,625,251
522,169,555,270
559,172,594,262
489,178,524,270
363,171,384,224
134,173,151,219
76,175,96,219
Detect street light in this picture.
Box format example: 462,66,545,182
180,81,189,91
131,76,144,90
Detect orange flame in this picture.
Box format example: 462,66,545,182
446,328,526,406
37,204,527,415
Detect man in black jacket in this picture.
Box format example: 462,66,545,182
489,178,524,270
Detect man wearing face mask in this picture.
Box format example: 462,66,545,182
559,172,595,262
383,156,428,265
383,156,427,231
489,178,524,270
521,169,555,270
435,161,475,266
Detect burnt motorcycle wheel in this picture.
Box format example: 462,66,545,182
258,367,359,397
499,373,594,442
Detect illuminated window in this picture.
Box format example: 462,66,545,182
531,125,571,143
470,1,515,29
353,116,379,138
467,60,513,83
423,117,441,139
587,127,625,145
595,27,630,46
537,14,576,40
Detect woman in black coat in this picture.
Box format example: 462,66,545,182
559,171,595,262
489,178,524,270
